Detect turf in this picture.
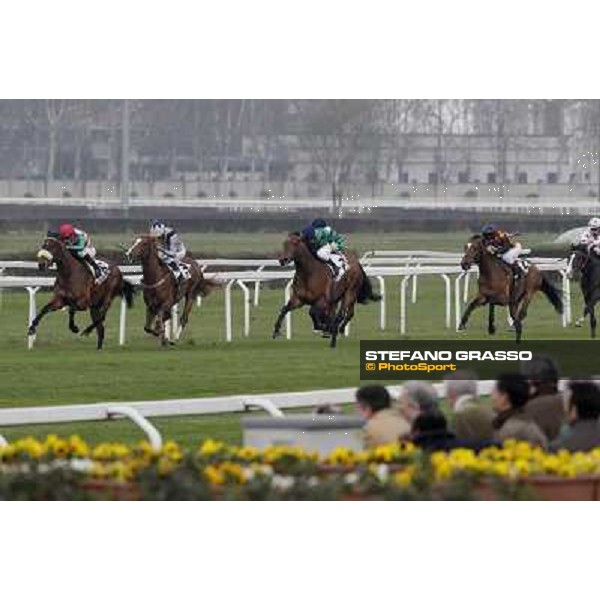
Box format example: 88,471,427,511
0,230,583,447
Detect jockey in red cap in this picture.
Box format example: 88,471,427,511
58,223,104,281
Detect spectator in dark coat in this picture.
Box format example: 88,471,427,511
521,356,566,442
410,412,461,452
492,373,548,448
550,381,600,452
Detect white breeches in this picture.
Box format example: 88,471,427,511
501,244,522,265
81,246,97,259
317,244,345,267
159,247,186,262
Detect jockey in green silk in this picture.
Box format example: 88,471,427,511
58,223,105,281
302,218,347,281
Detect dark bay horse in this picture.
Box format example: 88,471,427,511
272,232,380,348
459,235,563,343
29,236,135,349
568,244,600,338
126,235,217,346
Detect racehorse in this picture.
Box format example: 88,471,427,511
29,235,135,349
459,235,563,343
125,235,217,346
568,244,600,338
272,232,380,348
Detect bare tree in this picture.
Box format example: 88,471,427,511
294,99,377,204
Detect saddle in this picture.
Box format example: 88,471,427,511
84,259,110,284
164,260,191,281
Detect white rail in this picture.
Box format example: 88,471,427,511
0,257,572,347
0,381,497,449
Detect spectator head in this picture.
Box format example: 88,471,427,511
355,385,392,419
567,381,600,423
443,370,478,408
492,373,530,413
521,356,559,397
399,381,439,422
411,411,448,437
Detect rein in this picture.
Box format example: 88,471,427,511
141,273,170,290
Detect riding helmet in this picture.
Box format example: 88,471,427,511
311,218,327,229
58,223,76,240
482,223,498,237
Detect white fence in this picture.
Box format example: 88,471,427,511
0,381,498,450
0,252,573,348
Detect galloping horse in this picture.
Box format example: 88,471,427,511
568,244,600,338
459,235,563,343
125,235,216,346
272,232,380,348
29,235,135,349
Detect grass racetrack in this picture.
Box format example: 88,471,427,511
0,230,584,446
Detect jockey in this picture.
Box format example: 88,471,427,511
148,220,189,283
481,223,527,279
303,218,347,281
578,217,600,256
58,223,104,281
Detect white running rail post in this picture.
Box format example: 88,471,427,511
284,279,293,340
26,286,40,350
376,276,386,330
119,295,127,346
236,280,251,337
105,405,163,450
224,280,235,342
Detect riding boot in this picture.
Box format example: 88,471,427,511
511,261,526,280
326,259,340,280
84,255,103,280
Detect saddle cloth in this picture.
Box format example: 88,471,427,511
85,259,110,284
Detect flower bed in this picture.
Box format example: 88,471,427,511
1,436,600,500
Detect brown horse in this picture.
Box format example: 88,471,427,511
568,243,600,338
125,235,216,346
272,232,380,348
459,235,563,343
28,236,135,349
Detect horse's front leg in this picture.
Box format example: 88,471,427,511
488,304,496,335
272,297,302,339
68,307,80,334
144,307,159,337
28,296,66,335
458,295,487,331
589,303,597,339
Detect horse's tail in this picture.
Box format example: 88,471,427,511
540,275,563,314
120,278,135,308
357,265,382,304
194,275,221,298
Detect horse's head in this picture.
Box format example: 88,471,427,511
279,232,305,266
461,235,483,271
36,235,64,272
125,235,156,263
568,244,590,280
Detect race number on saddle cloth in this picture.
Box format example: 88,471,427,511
303,218,348,282
148,220,191,284
481,223,528,279
58,223,109,284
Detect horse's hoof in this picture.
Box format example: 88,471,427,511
27,327,36,336
488,327,496,335
70,326,80,334
457,324,466,331
272,330,281,339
